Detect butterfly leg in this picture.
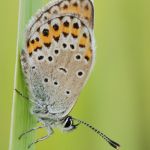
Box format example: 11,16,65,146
15,89,37,104
28,126,53,149
15,89,30,101
19,125,45,140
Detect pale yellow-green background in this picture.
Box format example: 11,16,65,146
0,0,150,150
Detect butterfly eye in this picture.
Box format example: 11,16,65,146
63,116,73,128
62,116,77,132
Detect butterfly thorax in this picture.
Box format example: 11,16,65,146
31,102,66,120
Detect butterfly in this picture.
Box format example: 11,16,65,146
20,0,120,149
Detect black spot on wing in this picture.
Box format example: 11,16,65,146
44,43,51,48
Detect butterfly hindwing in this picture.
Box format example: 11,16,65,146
21,0,94,119
22,16,94,118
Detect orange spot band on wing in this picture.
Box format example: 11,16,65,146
62,26,70,34
79,36,89,47
60,3,81,14
72,28,80,37
85,49,92,60
51,25,62,38
83,4,92,20
33,41,42,50
61,7,69,13
68,5,81,14
40,32,52,44
27,44,33,54
27,40,42,54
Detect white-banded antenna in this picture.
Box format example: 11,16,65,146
73,117,120,150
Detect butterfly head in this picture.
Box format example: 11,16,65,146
60,116,120,149
61,116,80,132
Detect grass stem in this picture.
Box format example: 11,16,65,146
9,0,49,150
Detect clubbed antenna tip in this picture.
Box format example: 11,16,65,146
108,138,120,149
72,117,120,150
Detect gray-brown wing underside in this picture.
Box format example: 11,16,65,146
21,1,94,119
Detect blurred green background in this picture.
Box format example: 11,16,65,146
0,0,150,150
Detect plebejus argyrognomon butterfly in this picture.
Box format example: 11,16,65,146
19,0,120,149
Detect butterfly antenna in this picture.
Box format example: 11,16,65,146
72,117,120,150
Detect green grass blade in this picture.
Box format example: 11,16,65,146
9,0,49,150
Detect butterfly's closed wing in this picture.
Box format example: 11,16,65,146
21,0,95,119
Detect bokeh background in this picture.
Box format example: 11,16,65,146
0,0,150,150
